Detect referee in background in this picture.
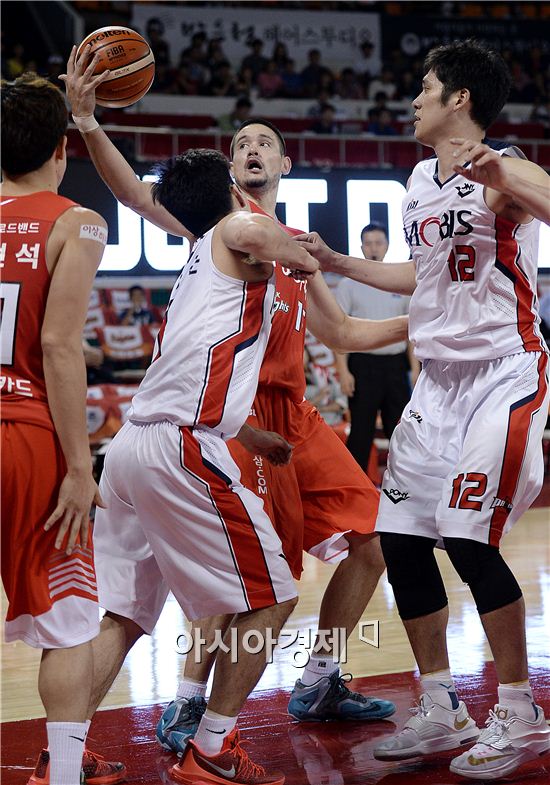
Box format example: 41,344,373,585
334,222,420,475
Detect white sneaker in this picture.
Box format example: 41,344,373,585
449,703,550,780
373,693,479,761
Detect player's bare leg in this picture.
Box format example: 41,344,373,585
207,599,297,717
315,533,385,650
156,614,234,753
372,604,482,762
87,612,144,716
288,534,396,721
184,614,234,683
170,599,296,784
402,606,451,674
170,598,297,767
479,598,528,683
40,643,93,722
36,643,94,785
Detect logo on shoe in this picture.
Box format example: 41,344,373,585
383,488,410,504
454,717,470,730
195,753,236,778
467,753,507,766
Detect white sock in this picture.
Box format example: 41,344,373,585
47,722,86,785
193,709,237,756
421,669,459,710
176,677,208,700
301,654,339,687
498,680,537,720
84,720,91,739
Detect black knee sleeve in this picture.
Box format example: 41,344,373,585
443,537,522,615
380,533,448,621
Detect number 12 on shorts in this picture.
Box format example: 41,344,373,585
449,472,487,511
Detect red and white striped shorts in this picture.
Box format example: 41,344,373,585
376,351,549,546
94,420,297,631
2,421,100,648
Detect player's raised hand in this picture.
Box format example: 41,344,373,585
293,232,339,273
237,424,294,466
450,138,512,193
59,44,110,117
44,470,106,555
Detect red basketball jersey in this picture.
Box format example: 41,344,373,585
1,191,79,430
248,201,307,402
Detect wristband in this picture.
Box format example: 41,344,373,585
71,114,99,133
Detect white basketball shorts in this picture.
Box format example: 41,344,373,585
93,420,297,631
376,352,549,545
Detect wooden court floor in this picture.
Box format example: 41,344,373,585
2,497,549,784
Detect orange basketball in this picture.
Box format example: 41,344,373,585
76,26,155,108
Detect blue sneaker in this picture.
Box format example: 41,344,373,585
288,671,396,722
155,696,207,754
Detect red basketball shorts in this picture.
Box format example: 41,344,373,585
1,421,99,648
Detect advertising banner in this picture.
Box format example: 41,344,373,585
132,3,381,71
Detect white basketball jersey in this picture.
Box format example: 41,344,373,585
129,227,275,439
404,146,545,361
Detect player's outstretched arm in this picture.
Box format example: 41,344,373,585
60,45,192,239
293,231,416,294
219,212,319,278
451,138,550,225
42,207,106,555
306,272,409,353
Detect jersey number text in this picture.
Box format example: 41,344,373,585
449,472,487,511
447,245,476,282
0,282,21,366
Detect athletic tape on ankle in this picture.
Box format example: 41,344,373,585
72,114,99,133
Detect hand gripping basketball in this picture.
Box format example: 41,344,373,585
66,26,155,109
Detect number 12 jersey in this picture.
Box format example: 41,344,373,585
404,145,546,362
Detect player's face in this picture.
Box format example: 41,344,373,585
231,125,290,196
361,230,388,261
412,70,455,147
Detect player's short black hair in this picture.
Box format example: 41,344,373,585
230,118,286,158
424,39,511,130
129,285,145,296
1,73,68,176
151,149,233,237
361,222,388,241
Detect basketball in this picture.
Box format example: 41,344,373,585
76,26,155,108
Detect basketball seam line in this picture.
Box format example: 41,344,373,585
100,53,155,82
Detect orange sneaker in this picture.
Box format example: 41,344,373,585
28,748,126,785
169,729,284,785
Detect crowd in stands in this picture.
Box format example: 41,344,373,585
120,23,550,114
2,4,550,136
3,37,549,139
